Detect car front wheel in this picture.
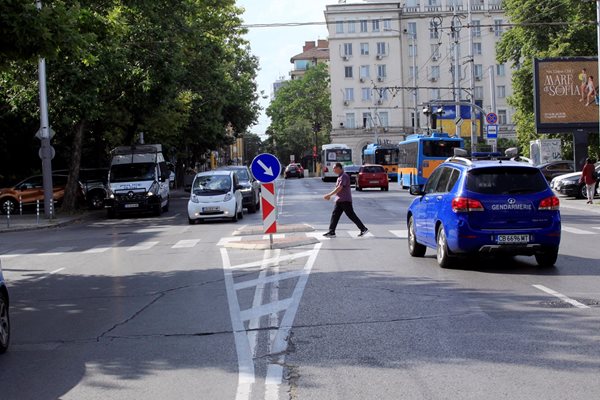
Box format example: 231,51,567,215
436,225,454,268
408,216,426,257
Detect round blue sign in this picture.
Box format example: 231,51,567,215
251,153,281,183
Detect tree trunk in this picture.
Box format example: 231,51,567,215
62,121,85,213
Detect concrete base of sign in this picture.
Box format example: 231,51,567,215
224,235,319,250
232,223,314,236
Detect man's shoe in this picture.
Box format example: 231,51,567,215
358,229,369,237
323,232,336,238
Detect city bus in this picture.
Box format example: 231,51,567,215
321,143,352,181
398,132,464,188
362,142,400,181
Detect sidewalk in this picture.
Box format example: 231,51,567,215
0,210,102,234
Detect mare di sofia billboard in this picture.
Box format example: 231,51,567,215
534,57,599,133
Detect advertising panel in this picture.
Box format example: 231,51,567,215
534,57,599,133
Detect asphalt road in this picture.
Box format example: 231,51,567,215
0,178,599,400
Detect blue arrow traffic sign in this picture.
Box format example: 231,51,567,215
251,153,281,183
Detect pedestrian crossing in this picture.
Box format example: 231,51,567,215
0,225,598,259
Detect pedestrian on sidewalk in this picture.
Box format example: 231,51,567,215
579,158,597,204
322,162,368,238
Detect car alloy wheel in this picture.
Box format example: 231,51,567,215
408,217,426,257
436,225,453,268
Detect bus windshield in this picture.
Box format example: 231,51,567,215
422,140,462,157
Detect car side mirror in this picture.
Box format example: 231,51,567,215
236,184,244,191
409,184,424,196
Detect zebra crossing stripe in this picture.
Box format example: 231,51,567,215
390,230,408,238
562,226,595,235
172,239,200,248
127,241,159,251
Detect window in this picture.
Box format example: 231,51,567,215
496,63,505,76
409,44,417,57
466,167,547,195
498,109,507,125
372,19,380,32
345,113,356,129
408,22,417,38
431,65,440,80
344,66,353,78
362,87,372,101
474,86,484,100
497,85,506,98
377,64,387,78
344,88,354,101
383,19,392,31
378,112,389,128
376,88,388,100
348,21,356,33
430,88,440,99
472,42,482,56
360,43,369,55
472,20,481,37
376,42,386,55
494,19,503,37
409,66,418,80
343,43,353,56
360,65,370,79
362,112,373,128
474,64,483,80
360,20,368,32
431,44,440,59
429,21,439,39
336,21,344,34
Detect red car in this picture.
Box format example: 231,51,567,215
356,164,389,191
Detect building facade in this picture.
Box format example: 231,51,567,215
325,0,515,164
290,40,330,80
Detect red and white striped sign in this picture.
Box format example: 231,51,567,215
261,182,277,234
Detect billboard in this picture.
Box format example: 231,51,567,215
534,57,599,133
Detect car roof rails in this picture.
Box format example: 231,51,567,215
445,148,473,165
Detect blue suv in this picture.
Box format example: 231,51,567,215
407,150,561,268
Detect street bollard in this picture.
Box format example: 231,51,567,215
6,205,10,228
19,196,22,215
36,199,40,224
49,200,54,219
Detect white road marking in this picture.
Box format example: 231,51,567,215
532,284,590,309
347,231,374,239
126,241,159,251
134,227,172,233
266,259,282,399
43,247,75,256
171,239,200,249
217,236,242,246
390,230,408,238
562,226,595,235
0,249,35,259
83,240,125,254
263,234,285,240
306,231,331,241
49,267,65,274
233,270,304,290
239,299,293,322
226,250,315,270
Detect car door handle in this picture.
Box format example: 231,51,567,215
436,195,443,200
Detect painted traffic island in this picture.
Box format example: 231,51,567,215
226,223,317,250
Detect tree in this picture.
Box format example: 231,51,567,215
496,0,597,157
266,63,331,164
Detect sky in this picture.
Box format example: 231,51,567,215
237,0,333,137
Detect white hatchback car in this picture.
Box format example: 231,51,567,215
187,170,244,224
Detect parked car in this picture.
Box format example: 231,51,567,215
356,164,389,191
407,150,561,268
0,174,81,214
187,170,244,224
56,168,108,210
284,164,303,179
218,165,261,213
0,259,10,354
536,160,575,181
343,164,360,184
550,162,600,199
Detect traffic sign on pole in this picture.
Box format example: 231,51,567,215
251,153,281,183
485,112,498,125
261,182,277,234
486,124,498,139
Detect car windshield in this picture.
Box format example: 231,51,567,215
110,163,155,182
193,175,231,195
466,167,548,195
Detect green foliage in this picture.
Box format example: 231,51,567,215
496,0,597,155
266,63,331,162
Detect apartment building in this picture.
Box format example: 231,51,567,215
325,0,515,164
290,40,330,80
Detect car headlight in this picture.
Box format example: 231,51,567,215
224,193,232,202
107,189,115,199
147,182,159,197
190,195,200,203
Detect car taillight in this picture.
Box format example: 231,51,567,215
538,195,559,210
452,197,484,212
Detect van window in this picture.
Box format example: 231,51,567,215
466,167,547,195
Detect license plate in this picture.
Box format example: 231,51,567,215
370,180,379,184
497,234,529,244
203,206,219,212
124,203,139,208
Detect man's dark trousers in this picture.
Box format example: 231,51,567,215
328,201,367,233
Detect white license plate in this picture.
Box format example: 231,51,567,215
497,234,529,244
203,207,219,212
124,203,139,208
370,180,379,184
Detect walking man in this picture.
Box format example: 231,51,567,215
323,162,368,237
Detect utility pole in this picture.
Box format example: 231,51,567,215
36,0,54,219
411,32,419,133
597,0,600,143
467,0,478,154
489,65,497,152
451,3,462,139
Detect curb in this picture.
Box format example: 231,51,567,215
224,236,319,250
0,210,103,234
232,224,315,236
